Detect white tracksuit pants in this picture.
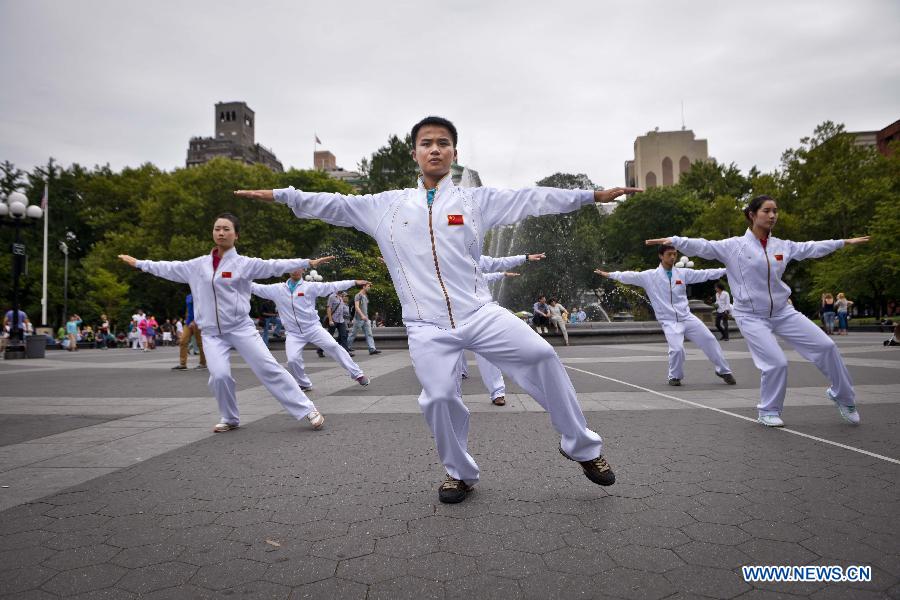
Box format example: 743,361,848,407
455,353,506,400
734,308,855,416
202,324,317,425
408,302,602,485
660,314,732,381
285,326,364,389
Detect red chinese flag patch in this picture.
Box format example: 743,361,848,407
221,272,232,278
447,214,464,226
675,280,683,285
297,292,305,297
774,254,784,261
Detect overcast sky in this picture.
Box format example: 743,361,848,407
1,0,898,189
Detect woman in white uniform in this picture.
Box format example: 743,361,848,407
647,195,869,427
119,213,334,432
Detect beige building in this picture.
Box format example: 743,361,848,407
624,128,709,189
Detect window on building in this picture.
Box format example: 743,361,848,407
679,156,691,175
645,171,657,188
662,157,673,186
245,115,252,127
219,112,225,122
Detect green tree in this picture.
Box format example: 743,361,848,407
1,160,25,196
358,134,418,193
489,173,604,311
599,185,702,270
679,159,750,203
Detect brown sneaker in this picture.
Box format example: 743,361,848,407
559,445,615,486
438,474,473,504
307,410,325,430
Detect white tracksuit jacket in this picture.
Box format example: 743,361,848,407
671,230,844,317
608,265,726,322
136,249,310,335
274,177,593,329
251,279,357,336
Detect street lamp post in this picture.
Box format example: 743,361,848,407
0,191,44,359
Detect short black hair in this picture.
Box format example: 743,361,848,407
215,212,240,234
715,282,725,291
411,116,458,147
657,244,677,256
743,195,776,223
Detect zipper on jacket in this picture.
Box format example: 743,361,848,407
427,200,456,328
290,288,303,333
669,275,679,323
211,261,222,334
764,250,774,317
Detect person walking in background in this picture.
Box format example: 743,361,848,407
131,309,144,350
347,282,381,355
547,298,570,345
835,292,852,335
160,319,173,346
532,295,550,334
65,314,82,352
714,282,731,341
319,290,352,357
173,293,207,371
821,293,836,335
647,194,869,427
146,315,159,349
99,314,111,349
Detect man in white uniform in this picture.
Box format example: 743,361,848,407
597,244,736,387
235,116,640,503
251,269,370,391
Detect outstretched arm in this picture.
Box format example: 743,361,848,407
647,236,731,263
479,254,527,273
310,280,368,297
476,187,641,229
788,236,868,261
243,255,334,280
598,268,646,287
682,268,727,284
120,255,192,284
250,282,279,301
235,187,389,235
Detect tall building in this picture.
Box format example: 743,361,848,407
851,118,900,157
314,150,337,171
186,101,283,172
313,149,364,189
624,128,709,189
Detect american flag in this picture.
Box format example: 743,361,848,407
315,134,322,144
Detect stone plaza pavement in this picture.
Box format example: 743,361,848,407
0,333,898,599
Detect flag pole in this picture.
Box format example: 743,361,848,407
313,133,318,169
40,182,49,326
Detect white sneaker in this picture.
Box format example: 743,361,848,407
827,389,860,425
758,414,784,427
307,410,325,430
